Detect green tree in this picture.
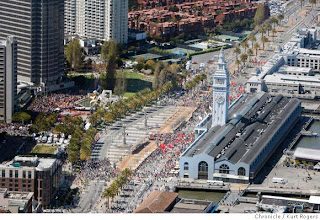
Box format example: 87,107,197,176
100,40,119,91
261,36,269,50
249,35,256,48
271,28,277,42
270,17,278,28
12,112,31,124
277,14,284,26
153,62,163,90
240,53,248,65
114,71,127,97
241,41,249,53
254,4,270,26
265,23,272,36
234,46,241,61
235,59,241,73
259,26,266,37
135,57,145,64
247,49,253,57
66,39,84,71
310,0,317,8
254,42,260,57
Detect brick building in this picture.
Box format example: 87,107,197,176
129,0,258,41
0,156,62,208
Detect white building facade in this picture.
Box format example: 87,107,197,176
212,49,230,127
74,0,128,44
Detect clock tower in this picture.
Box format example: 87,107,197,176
212,48,230,127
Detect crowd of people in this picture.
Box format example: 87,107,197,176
0,123,30,136
73,159,116,191
28,93,85,113
106,83,212,213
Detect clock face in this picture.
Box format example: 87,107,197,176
216,95,225,104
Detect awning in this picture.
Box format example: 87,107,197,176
213,173,249,180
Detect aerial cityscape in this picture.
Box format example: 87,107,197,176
1,0,320,217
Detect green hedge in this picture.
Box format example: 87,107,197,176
187,45,229,58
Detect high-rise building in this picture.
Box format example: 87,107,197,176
65,0,77,35
0,36,17,123
0,0,65,92
75,0,128,44
212,48,230,127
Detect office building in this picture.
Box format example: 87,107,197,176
0,156,62,207
75,0,128,44
0,0,65,92
65,0,77,35
246,27,320,99
0,36,17,123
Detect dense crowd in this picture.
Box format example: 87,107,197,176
73,159,116,191
0,123,30,136
28,93,85,112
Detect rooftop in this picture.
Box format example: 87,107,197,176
0,156,56,171
264,74,320,87
170,198,212,213
183,92,300,166
134,191,178,213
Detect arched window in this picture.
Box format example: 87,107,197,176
238,167,246,176
198,161,208,179
184,162,189,171
219,164,230,174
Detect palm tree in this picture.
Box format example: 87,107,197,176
235,59,241,73
254,42,260,57
310,0,316,7
261,36,269,50
265,23,272,37
240,53,248,66
271,28,277,42
234,46,241,61
270,17,278,29
249,35,256,48
259,26,266,38
277,14,284,26
242,41,249,53
247,49,253,57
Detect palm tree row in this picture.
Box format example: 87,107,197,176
234,14,284,72
102,168,132,208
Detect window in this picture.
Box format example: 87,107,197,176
184,162,189,171
1,170,4,178
23,171,26,178
15,170,18,178
238,167,246,176
198,161,208,179
9,170,12,178
219,164,230,174
28,171,31,179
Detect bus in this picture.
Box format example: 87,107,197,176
207,180,224,186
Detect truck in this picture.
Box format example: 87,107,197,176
207,180,224,186
272,177,285,184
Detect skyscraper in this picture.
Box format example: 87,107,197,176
65,0,77,35
0,36,17,123
75,0,128,44
0,0,64,92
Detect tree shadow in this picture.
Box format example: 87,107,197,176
126,78,152,93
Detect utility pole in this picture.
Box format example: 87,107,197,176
123,124,126,146
144,108,148,130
